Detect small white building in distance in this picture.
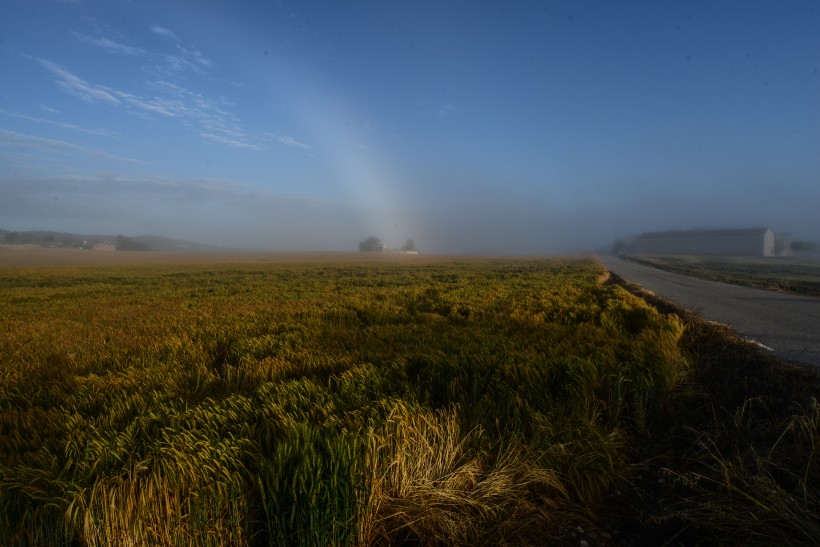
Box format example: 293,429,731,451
629,228,778,256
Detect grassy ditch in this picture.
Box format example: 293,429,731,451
605,273,820,545
0,256,817,545
625,254,820,297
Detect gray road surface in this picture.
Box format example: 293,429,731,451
598,255,820,366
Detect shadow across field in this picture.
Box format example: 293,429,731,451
605,271,820,545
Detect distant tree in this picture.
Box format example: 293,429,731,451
359,236,383,252
791,241,817,254
401,238,417,252
115,235,152,251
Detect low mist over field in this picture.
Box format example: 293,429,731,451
2,2,819,253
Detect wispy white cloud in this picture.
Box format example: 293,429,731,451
181,47,212,68
160,47,213,76
226,80,251,90
37,58,120,104
69,31,146,56
147,81,263,149
149,26,216,75
68,25,211,77
34,57,261,151
436,104,456,118
113,90,181,117
151,25,179,41
0,127,139,162
0,173,252,198
39,104,60,114
124,85,263,148
200,133,264,150
0,108,117,138
147,26,215,76
151,25,213,74
276,135,311,150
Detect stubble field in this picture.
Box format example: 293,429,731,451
1,250,818,545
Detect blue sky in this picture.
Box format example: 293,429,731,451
1,1,819,253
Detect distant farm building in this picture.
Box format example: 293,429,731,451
628,228,788,257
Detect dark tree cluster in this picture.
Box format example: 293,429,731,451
358,237,383,252
115,235,152,251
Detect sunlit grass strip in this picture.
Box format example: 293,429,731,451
625,254,820,297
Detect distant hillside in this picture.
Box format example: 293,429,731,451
0,229,219,252
128,235,220,252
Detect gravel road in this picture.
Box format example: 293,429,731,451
598,255,820,366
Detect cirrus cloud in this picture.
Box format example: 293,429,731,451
69,31,146,56
37,58,120,104
150,25,179,41
34,58,263,151
276,135,311,150
0,127,138,162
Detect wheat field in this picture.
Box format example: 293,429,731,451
1,254,817,545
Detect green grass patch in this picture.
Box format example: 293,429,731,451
626,254,820,297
